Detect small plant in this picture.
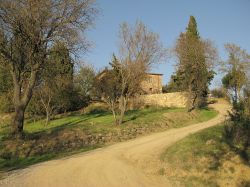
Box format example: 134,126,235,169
239,180,250,187
210,89,226,98
0,151,12,160
208,159,220,170
223,101,250,162
157,168,165,175
84,103,109,115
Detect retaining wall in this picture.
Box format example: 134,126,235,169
135,92,188,108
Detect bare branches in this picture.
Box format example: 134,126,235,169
95,21,166,125
0,0,97,59
119,21,167,72
118,21,167,97
0,0,97,135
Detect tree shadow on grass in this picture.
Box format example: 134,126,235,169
123,108,160,123
0,113,109,173
0,111,112,174
0,144,99,173
24,112,109,141
224,140,250,165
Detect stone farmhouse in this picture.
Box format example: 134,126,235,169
141,73,163,94
97,71,163,95
97,70,187,107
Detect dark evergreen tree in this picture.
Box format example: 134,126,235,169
172,16,215,110
27,42,76,124
186,16,199,39
0,63,13,112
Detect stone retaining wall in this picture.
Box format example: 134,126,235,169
135,92,188,108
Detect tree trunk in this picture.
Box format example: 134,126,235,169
234,85,238,104
11,69,38,137
118,96,127,125
42,97,52,126
188,92,197,112
45,108,51,126
110,101,119,125
111,109,119,125
12,105,25,137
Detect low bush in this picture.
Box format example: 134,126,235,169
83,102,109,114
223,101,250,162
0,93,14,113
210,88,226,98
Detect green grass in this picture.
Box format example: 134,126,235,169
161,125,250,187
0,145,99,173
0,107,187,138
172,108,218,128
20,107,217,136
195,108,218,122
0,106,218,174
161,125,224,169
160,125,223,187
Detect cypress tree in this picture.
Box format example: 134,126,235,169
186,16,199,39
170,16,214,110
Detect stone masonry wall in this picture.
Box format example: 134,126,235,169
141,74,163,94
136,92,188,108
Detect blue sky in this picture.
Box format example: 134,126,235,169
85,0,250,88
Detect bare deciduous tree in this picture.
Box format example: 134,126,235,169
95,22,166,125
117,22,166,125
0,0,97,137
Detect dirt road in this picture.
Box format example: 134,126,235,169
0,101,230,187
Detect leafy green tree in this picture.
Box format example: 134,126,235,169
0,65,12,94
174,16,216,110
186,16,199,38
210,88,226,98
0,58,13,112
74,64,96,103
221,43,248,105
28,42,75,125
48,42,75,113
223,44,250,154
164,71,185,93
28,44,93,122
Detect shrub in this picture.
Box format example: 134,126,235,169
223,101,250,160
0,151,12,160
210,88,226,98
84,102,109,114
208,99,218,104
0,93,14,113
224,114,250,149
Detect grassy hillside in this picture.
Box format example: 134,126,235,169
0,105,218,176
160,125,250,187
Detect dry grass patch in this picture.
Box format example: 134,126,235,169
160,125,250,187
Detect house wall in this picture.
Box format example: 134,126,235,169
141,74,162,94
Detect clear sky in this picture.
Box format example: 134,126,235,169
85,0,250,88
